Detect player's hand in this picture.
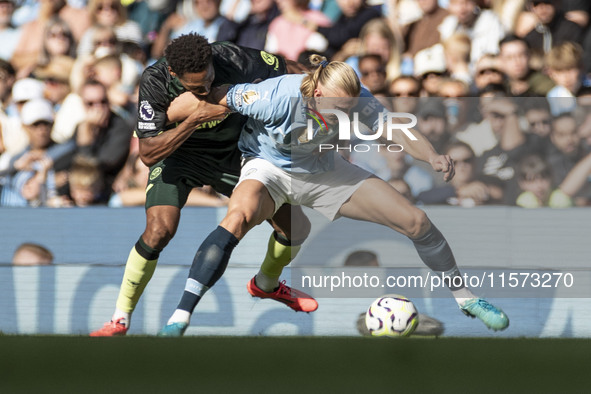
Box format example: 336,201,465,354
430,154,455,182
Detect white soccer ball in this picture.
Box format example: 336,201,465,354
365,294,419,337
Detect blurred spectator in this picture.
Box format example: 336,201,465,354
66,155,109,206
0,0,21,62
474,97,547,204
478,82,508,98
12,242,54,265
1,60,29,175
473,54,504,93
442,33,472,86
358,54,387,94
6,76,44,124
545,41,583,115
11,0,90,76
335,18,402,83
559,151,591,205
523,0,584,54
216,0,279,49
152,0,228,59
71,26,143,103
488,0,527,33
91,54,135,118
416,99,450,154
439,0,505,68
301,0,382,59
74,79,132,192
33,55,75,110
546,112,586,186
456,95,518,156
437,78,470,134
389,75,420,114
2,99,75,207
39,17,77,68
264,0,331,61
77,0,144,60
561,0,590,28
577,105,591,152
219,0,251,23
126,0,174,48
498,34,554,96
402,0,448,58
413,44,447,96
418,141,503,206
343,249,379,266
515,154,572,208
523,98,552,138
0,58,14,110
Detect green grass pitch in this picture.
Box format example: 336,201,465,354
1,336,590,393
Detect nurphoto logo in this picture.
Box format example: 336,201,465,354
305,108,418,152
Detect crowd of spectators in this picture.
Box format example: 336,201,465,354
0,0,590,208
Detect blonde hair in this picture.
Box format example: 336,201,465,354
358,18,403,82
443,33,471,63
545,42,583,71
69,156,104,189
300,55,361,97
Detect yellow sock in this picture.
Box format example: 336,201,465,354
115,244,158,314
256,233,301,291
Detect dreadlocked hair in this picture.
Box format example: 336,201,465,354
164,33,212,76
300,54,361,98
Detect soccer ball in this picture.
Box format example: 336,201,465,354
365,294,419,337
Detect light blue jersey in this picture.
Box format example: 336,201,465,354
226,74,383,173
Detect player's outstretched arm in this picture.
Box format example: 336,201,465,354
358,89,455,182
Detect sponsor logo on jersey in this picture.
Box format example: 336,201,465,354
149,167,162,181
194,113,231,130
242,90,260,105
260,51,279,70
140,100,155,121
138,122,156,130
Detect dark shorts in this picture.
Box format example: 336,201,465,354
145,151,240,209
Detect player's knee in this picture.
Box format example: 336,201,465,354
222,208,259,238
406,210,430,239
144,221,176,249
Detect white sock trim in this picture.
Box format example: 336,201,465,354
255,270,280,292
185,278,209,297
168,309,191,325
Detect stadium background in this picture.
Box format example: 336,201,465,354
1,205,589,337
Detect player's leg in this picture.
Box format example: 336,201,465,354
339,177,509,331
246,204,317,312
90,161,192,336
89,206,179,336
159,179,276,336
260,204,310,291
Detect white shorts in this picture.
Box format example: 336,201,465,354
237,155,372,220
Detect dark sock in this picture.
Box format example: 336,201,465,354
411,223,465,290
177,226,239,312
